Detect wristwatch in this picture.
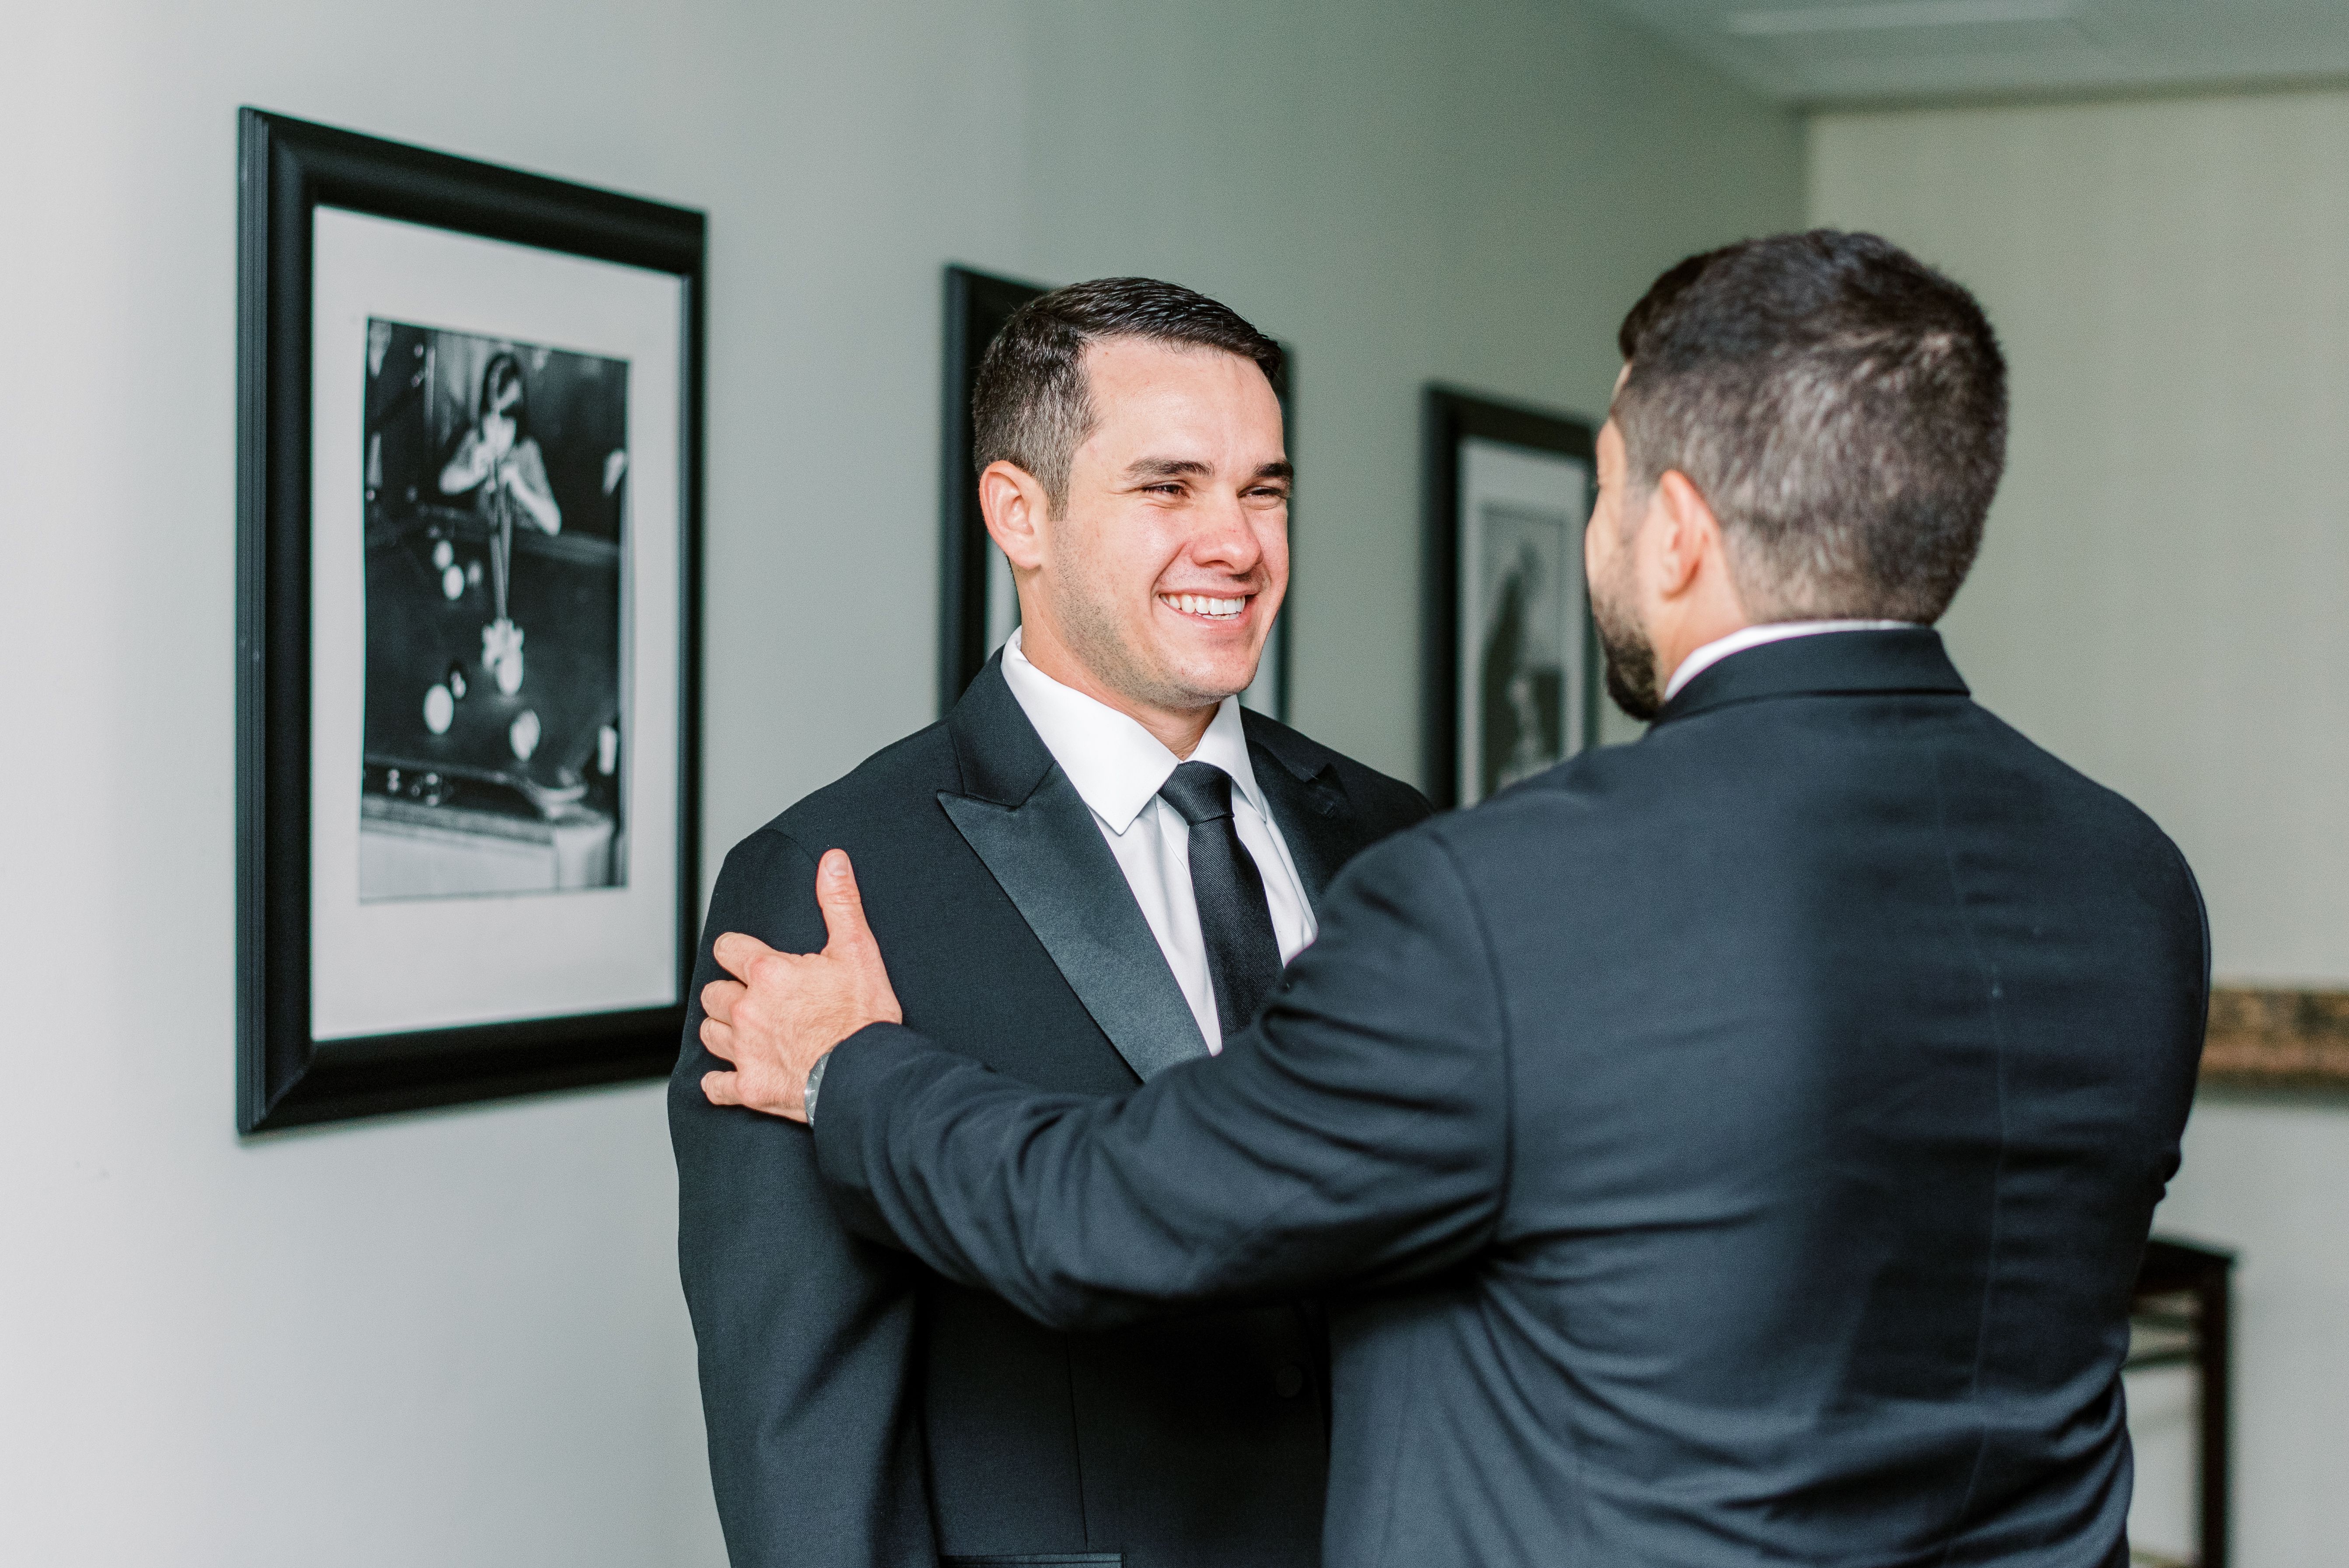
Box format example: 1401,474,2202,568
803,1050,832,1124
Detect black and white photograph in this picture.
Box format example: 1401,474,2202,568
1422,386,1597,809
1469,497,1576,800
360,321,630,901
236,110,704,1132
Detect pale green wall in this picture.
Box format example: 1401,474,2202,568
0,3,1799,1562
1811,91,2349,1568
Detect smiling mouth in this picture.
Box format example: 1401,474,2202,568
1160,592,1249,621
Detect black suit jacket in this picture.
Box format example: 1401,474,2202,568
810,630,2210,1568
671,657,1430,1568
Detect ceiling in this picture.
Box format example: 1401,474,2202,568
1591,0,2349,104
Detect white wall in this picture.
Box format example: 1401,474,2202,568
0,3,1800,1562
1811,91,2349,1568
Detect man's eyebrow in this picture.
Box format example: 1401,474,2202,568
1117,457,1295,485
1122,457,1213,481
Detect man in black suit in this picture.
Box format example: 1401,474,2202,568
672,278,1428,1567
702,233,2210,1568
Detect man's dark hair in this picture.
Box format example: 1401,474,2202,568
972,277,1285,513
1612,230,2006,623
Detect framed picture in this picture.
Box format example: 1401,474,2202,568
236,109,704,1132
936,266,1047,713
936,265,1291,719
1422,387,1598,809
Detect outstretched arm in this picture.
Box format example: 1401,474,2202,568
707,831,1510,1332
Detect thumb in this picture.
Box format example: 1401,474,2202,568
815,849,877,957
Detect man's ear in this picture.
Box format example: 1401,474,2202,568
979,460,1051,572
1649,469,1725,601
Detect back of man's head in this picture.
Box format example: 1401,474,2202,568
1613,230,2007,624
973,277,1284,516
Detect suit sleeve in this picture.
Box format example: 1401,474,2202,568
811,826,1510,1332
671,829,934,1567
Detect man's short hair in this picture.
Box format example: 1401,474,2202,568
973,277,1284,513
1612,230,2007,623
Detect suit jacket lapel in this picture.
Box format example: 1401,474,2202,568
1243,711,1364,911
941,660,1208,1083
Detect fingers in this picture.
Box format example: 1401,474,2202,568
702,1062,807,1123
699,1015,737,1063
816,849,876,957
701,977,746,1025
712,931,780,981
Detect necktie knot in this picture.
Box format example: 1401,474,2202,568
1159,760,1235,826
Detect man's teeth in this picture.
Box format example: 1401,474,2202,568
1163,593,1246,618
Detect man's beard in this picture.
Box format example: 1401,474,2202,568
1590,578,1662,723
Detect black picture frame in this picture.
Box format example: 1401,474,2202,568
1422,386,1598,810
937,265,1047,713
236,108,705,1133
936,265,1292,718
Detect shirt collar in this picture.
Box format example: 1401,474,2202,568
1663,619,1919,703
998,628,1267,834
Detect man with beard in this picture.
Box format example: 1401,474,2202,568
701,232,2210,1567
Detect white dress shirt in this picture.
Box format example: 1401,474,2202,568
1663,619,1919,703
999,628,1316,1054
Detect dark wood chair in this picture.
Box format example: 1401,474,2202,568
2127,1236,2236,1568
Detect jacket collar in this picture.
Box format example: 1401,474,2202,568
1239,709,1355,907
1240,704,1346,790
1652,626,1970,727
943,654,1058,807
943,650,1362,908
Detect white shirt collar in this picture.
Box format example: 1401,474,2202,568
1663,619,1919,703
999,627,1267,834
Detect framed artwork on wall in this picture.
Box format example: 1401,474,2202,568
236,108,705,1132
1422,386,1598,810
936,264,1292,719
936,265,1047,714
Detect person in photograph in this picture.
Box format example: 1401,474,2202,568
670,279,1429,1567
1480,536,1562,796
700,233,2210,1568
441,349,560,693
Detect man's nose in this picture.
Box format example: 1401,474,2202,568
1187,493,1263,573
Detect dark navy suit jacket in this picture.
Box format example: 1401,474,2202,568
671,658,1429,1568
811,630,2210,1568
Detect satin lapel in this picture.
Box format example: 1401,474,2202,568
939,769,1209,1083
1248,741,1358,911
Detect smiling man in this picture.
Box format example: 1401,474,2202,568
670,278,1429,1568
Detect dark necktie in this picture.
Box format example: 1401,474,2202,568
1158,761,1284,1041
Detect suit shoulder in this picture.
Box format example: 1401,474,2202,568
1960,703,2197,876
741,720,961,854
1243,709,1432,831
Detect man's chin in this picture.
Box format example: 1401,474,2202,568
1604,657,1661,723
1146,650,1261,712
1145,627,1265,704
1592,608,1661,722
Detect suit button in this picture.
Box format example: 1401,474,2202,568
1274,1365,1306,1399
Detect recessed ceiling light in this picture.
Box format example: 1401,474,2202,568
1726,0,2073,36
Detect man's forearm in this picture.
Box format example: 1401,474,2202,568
806,829,1514,1335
